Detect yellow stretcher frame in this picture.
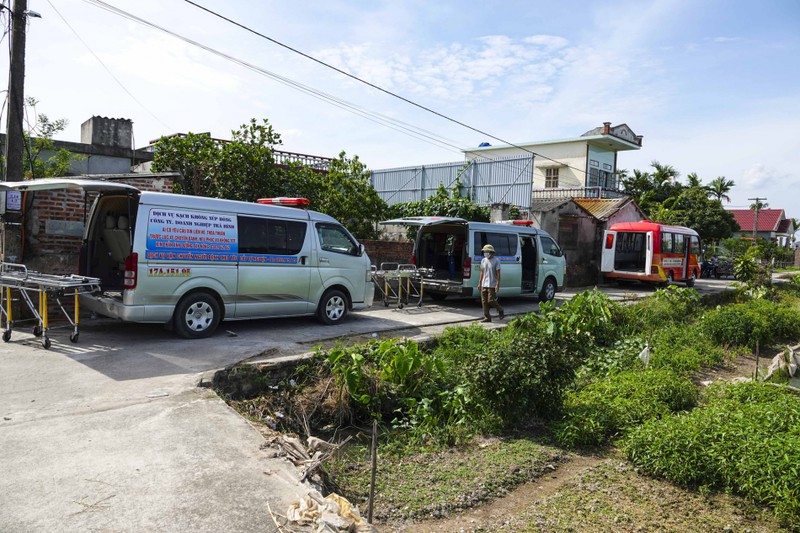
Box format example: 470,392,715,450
0,262,101,349
371,263,424,309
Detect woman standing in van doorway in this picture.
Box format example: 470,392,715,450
478,244,504,323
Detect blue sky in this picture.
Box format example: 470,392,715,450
4,0,799,218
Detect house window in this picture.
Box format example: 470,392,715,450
545,168,559,188
588,168,599,188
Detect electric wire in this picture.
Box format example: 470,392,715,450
80,1,470,154
45,0,174,133
75,0,589,209
181,0,595,176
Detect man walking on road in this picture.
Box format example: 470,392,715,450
478,244,504,323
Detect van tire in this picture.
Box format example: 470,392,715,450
686,270,697,287
539,277,557,302
318,289,348,325
174,291,221,339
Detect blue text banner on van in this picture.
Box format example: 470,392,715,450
146,208,238,259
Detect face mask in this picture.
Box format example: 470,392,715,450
484,252,491,258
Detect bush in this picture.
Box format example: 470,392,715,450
649,324,727,374
624,382,800,529
554,368,698,448
702,298,800,349
574,337,646,384
461,323,580,427
618,286,701,334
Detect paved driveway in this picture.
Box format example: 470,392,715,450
0,279,733,531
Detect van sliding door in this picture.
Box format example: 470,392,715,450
235,217,311,318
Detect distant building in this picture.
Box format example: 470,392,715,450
464,122,643,201
529,196,646,286
370,122,643,214
727,208,795,247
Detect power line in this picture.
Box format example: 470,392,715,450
181,0,590,176
76,0,592,208
46,0,174,133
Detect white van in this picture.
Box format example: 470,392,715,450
3,179,374,338
381,217,566,301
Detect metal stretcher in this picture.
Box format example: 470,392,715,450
371,263,424,309
0,262,102,349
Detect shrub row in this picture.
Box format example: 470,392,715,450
702,298,800,348
623,381,800,529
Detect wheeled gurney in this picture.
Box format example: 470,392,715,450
0,262,101,349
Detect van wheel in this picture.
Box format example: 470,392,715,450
174,291,221,339
686,270,697,288
539,277,557,302
318,289,348,325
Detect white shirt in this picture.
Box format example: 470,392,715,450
480,255,501,288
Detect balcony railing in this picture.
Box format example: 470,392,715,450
531,186,626,199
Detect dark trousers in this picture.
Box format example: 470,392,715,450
481,287,504,319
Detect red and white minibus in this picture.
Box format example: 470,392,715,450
601,221,701,287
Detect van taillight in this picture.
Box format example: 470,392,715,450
463,257,471,279
605,234,615,249
411,252,416,266
124,252,138,289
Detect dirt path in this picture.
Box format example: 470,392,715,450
382,453,604,532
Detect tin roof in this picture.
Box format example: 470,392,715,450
529,198,572,213
574,197,639,221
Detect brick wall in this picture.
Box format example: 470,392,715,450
361,239,414,269
22,175,175,274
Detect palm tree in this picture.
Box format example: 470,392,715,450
650,161,679,187
706,176,735,203
686,172,702,188
750,199,769,210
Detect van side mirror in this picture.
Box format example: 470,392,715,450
359,243,366,257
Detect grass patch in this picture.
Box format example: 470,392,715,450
501,455,781,533
326,436,564,522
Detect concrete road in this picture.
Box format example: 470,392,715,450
0,278,733,531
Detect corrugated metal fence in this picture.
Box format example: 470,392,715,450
371,155,535,208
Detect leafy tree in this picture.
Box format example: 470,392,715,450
686,172,702,188
151,132,221,196
706,176,735,203
287,152,387,240
621,161,684,213
750,199,769,210
388,180,490,222
151,118,386,239
670,187,739,244
11,97,83,179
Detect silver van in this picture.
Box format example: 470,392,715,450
381,217,566,301
4,179,374,338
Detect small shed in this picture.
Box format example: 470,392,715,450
529,197,645,286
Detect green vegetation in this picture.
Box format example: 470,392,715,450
624,382,800,529
554,368,698,448
327,438,564,522
151,119,387,239
220,283,800,528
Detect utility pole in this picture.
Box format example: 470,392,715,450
748,197,767,244
2,0,34,262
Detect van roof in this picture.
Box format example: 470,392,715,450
380,216,549,235
139,191,337,223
